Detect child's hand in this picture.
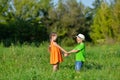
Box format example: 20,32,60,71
64,53,69,57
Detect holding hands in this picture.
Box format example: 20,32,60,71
64,53,69,57
63,49,79,57
64,51,71,57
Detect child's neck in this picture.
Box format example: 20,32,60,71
51,39,56,42
78,42,82,44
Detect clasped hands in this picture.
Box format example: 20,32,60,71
64,51,70,57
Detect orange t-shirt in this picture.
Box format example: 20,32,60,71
49,41,63,64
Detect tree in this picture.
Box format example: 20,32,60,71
111,0,120,41
46,0,89,45
0,0,52,46
90,1,113,43
0,0,9,23
48,0,86,38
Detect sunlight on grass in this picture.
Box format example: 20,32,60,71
0,43,120,80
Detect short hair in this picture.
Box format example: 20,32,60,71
49,32,57,39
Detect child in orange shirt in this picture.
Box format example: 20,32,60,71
49,32,67,72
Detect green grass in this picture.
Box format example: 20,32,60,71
0,43,120,80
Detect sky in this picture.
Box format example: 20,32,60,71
53,0,110,8
77,0,94,7
53,0,94,8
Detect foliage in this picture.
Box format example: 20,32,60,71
47,0,88,39
111,0,120,41
0,0,120,45
90,0,120,43
90,1,113,43
0,0,50,46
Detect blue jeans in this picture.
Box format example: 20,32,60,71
75,61,83,71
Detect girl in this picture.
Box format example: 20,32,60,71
49,32,67,72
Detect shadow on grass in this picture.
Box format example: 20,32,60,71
61,61,103,71
61,64,75,70
83,61,103,70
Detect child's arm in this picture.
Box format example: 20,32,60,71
68,49,79,54
53,42,67,53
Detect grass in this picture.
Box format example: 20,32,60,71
0,42,120,80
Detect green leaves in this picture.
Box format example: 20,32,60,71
90,0,120,43
47,0,87,39
0,0,120,45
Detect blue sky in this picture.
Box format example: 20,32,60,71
77,0,94,7
53,0,110,8
53,0,94,7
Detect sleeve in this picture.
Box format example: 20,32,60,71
74,43,84,51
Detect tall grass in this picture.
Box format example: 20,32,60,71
0,43,120,80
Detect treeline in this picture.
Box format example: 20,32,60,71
0,0,120,46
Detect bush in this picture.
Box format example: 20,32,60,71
61,37,75,46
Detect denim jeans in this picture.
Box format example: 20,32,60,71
75,61,83,71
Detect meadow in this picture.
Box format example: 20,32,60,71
0,42,120,80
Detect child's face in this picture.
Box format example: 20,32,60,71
52,35,57,41
76,37,82,43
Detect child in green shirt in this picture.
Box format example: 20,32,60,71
68,34,85,71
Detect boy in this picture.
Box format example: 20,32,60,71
68,34,85,72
